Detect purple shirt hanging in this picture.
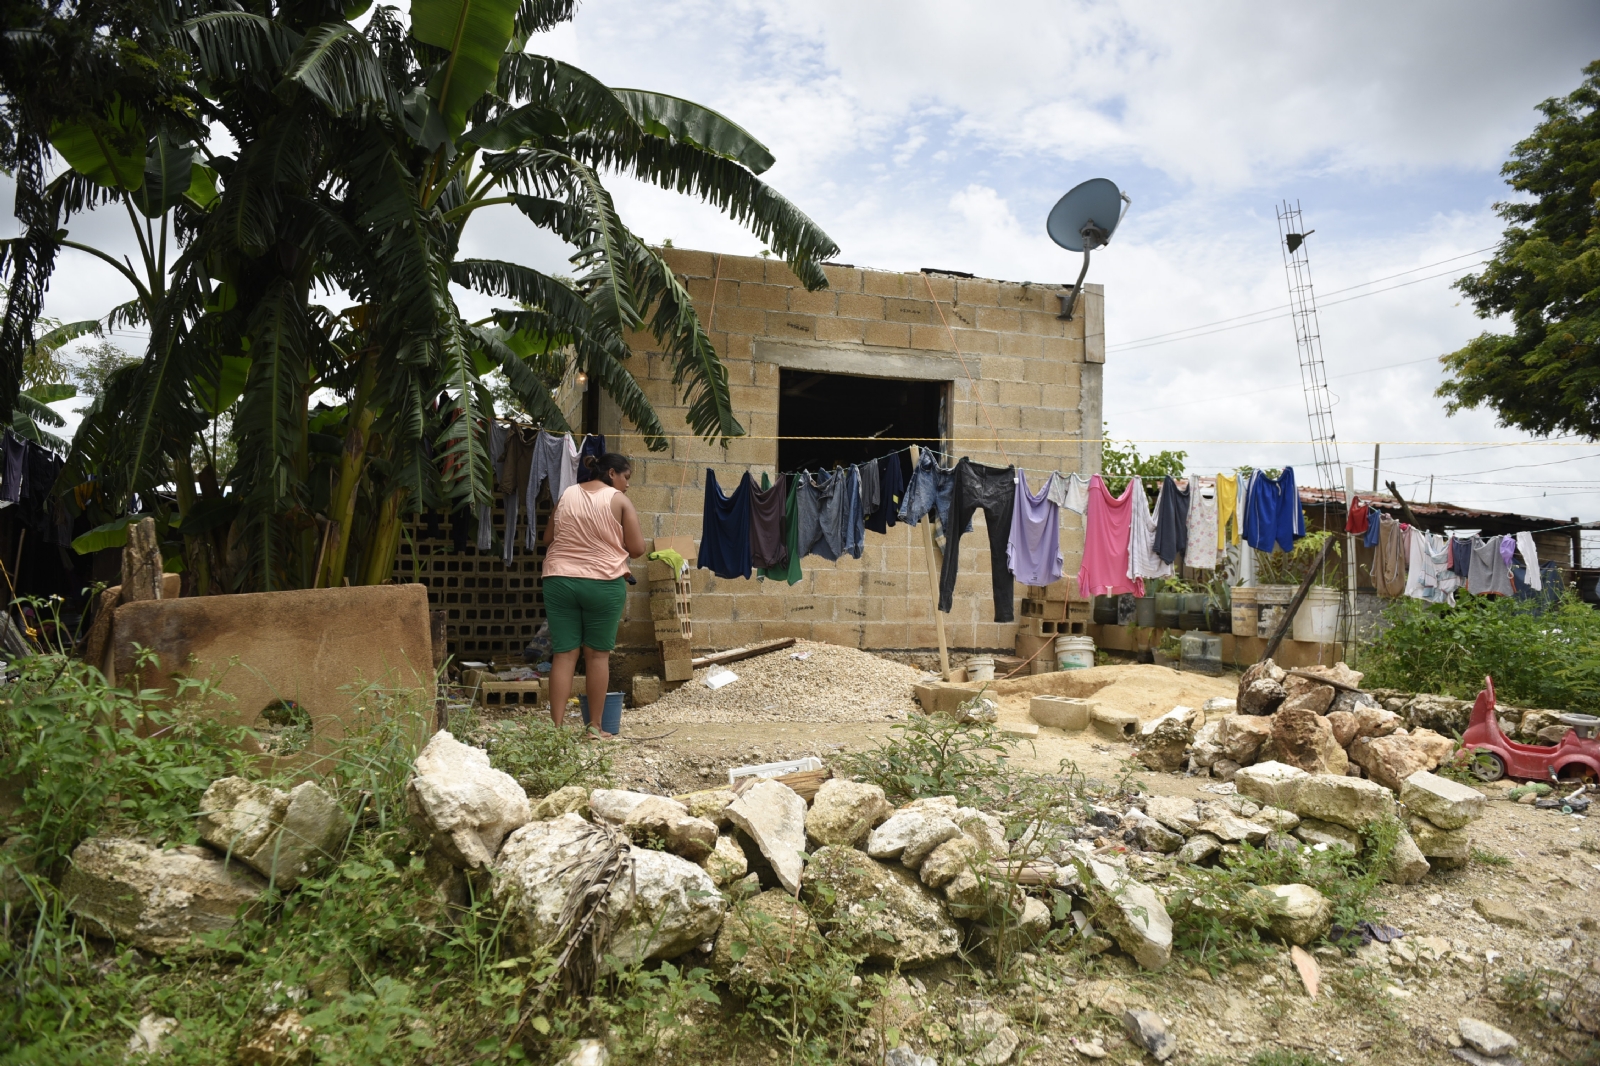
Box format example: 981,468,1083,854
1006,470,1063,587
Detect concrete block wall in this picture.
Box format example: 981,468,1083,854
599,250,1103,653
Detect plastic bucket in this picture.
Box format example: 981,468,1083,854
967,655,996,682
1056,635,1095,670
580,692,625,735
1230,586,1260,637
1256,584,1295,638
1092,596,1118,625
1293,586,1343,644
1134,596,1157,628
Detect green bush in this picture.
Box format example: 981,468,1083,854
479,716,613,798
837,712,1022,805
1358,592,1600,713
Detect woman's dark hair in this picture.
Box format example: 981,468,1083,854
583,452,632,485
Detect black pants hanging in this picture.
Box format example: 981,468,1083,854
938,459,1016,623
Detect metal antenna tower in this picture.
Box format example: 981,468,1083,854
1275,200,1341,489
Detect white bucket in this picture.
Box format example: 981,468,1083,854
1056,635,1095,670
1293,586,1342,644
967,654,996,682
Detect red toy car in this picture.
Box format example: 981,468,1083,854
1462,676,1600,783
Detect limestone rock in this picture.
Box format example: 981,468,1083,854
726,780,807,895
1473,897,1528,929
1174,833,1222,865
1254,807,1300,832
1255,883,1331,945
1123,1009,1177,1062
1401,771,1485,830
700,834,748,887
1293,774,1396,830
1271,707,1350,775
802,845,960,966
804,779,892,848
197,777,348,888
1281,675,1336,714
1459,1018,1518,1057
1211,758,1242,782
1190,720,1224,768
1404,693,1473,735
919,834,981,889
1135,706,1199,772
952,807,1008,854
1196,813,1269,844
943,867,1023,920
1086,860,1172,970
494,814,725,966
1238,678,1287,717
1353,705,1402,740
1294,818,1362,853
1407,816,1470,864
563,1040,610,1066
867,811,953,863
1217,715,1275,765
961,1010,1021,1066
712,888,817,987
673,788,737,828
1239,659,1286,692
588,788,654,825
238,1010,313,1066
406,731,531,869
1127,811,1183,853
1296,662,1364,689
1350,731,1453,792
532,785,591,821
1330,689,1379,716
62,837,265,954
1234,761,1310,809
619,796,718,862
1144,796,1200,835
1326,710,1359,748
1382,827,1430,885
127,1013,178,1058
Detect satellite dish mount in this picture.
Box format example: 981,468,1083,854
1047,178,1131,320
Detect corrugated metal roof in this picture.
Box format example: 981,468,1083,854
1298,485,1576,532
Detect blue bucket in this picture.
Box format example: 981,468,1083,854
579,692,625,735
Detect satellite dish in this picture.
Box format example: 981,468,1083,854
1046,178,1131,320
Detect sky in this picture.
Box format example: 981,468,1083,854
12,1,1600,551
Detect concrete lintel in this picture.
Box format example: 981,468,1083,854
753,338,961,381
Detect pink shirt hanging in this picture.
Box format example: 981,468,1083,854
1076,475,1144,598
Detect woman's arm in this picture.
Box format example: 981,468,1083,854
543,505,557,545
615,493,648,558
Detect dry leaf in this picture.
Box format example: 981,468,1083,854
1291,944,1320,999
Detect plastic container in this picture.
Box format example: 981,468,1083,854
1092,596,1118,625
1230,586,1260,637
1116,594,1137,625
967,655,996,682
1205,603,1231,633
1153,592,1181,628
1055,635,1095,670
1256,585,1296,638
1180,630,1224,673
1178,593,1208,630
579,691,625,735
1293,586,1343,644
1134,596,1157,628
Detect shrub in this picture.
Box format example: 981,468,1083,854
1358,592,1600,713
837,712,1024,806
480,716,613,798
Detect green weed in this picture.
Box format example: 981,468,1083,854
480,716,613,798
838,712,1022,805
1471,847,1513,868
1249,1050,1334,1066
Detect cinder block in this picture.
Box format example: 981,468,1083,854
862,270,912,297
884,298,934,324
662,658,694,682
649,594,677,621
718,256,766,283
765,312,816,338
822,264,862,292
789,287,837,315
814,316,866,343
977,305,1023,332
632,674,662,706
863,321,911,348
1091,705,1140,741
955,278,999,306
737,282,789,310
764,260,803,287
658,636,691,660
478,680,545,710
836,293,884,320
908,324,958,352
1030,695,1094,731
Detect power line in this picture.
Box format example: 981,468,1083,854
1109,355,1438,416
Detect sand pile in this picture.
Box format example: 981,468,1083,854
984,664,1238,724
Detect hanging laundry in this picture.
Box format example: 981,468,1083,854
749,473,789,570
1373,515,1408,598
1128,476,1171,581
1,430,25,503
798,468,842,561
498,428,535,564
523,429,578,555
1498,535,1516,568
938,459,1017,623
1007,470,1063,587
1185,476,1219,569
1243,467,1304,553
1467,535,1514,596
1449,536,1471,579
1153,475,1190,565
816,465,863,560
1044,471,1090,514
698,470,753,579
1404,529,1459,605
1078,474,1143,597
574,434,607,482
1364,511,1383,549
1345,498,1370,535
899,450,959,533
476,421,511,551
1232,472,1258,586
1515,531,1542,591
865,452,906,534
843,465,865,558
1215,472,1241,548
858,460,880,519
760,473,803,585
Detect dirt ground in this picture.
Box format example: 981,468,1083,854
545,647,1599,1064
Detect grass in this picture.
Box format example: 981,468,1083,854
1471,846,1513,868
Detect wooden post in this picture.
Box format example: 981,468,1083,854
1343,466,1358,661
1385,480,1419,527
911,446,951,680
1260,536,1335,663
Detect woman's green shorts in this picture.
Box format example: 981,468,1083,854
543,575,628,653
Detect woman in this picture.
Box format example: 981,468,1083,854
541,452,647,737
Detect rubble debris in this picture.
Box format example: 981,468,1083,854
1145,795,1201,835
62,837,266,954
1123,1009,1177,1061
1473,897,1530,929
1135,705,1199,771
1383,827,1431,885
1349,730,1455,791
533,785,591,821
674,787,737,827
1292,774,1396,830
700,834,749,887
406,731,530,869
197,777,349,888
960,1009,1021,1066
802,846,960,965
1293,818,1361,853
867,810,953,863
1459,1017,1519,1058
238,1011,313,1066
1237,660,1287,716
1086,860,1172,970
1400,770,1486,830
1254,883,1332,944
1234,761,1309,809
1290,944,1320,998
712,888,816,987
612,795,719,862
726,780,807,895
1217,715,1274,765
1271,706,1349,775
1175,833,1222,864
805,780,893,848
562,1038,610,1066
127,1013,178,1058
1407,816,1470,866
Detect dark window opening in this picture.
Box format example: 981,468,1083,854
778,369,946,476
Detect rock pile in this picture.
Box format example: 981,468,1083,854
1399,770,1485,869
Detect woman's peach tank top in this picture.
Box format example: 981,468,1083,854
541,483,629,580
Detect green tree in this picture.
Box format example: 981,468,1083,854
1437,60,1600,439
1100,423,1187,496
1,0,836,593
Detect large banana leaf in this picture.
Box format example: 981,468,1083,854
48,97,146,191
193,354,251,415
609,90,774,173
132,134,198,218
411,0,521,135
22,383,75,404
281,22,396,116
449,259,589,322
31,319,100,355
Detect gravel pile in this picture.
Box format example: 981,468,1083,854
629,640,924,725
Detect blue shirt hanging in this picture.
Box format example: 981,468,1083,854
697,470,753,578
1242,467,1304,553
